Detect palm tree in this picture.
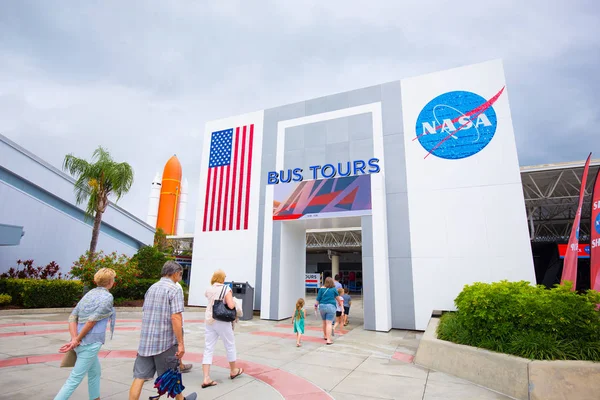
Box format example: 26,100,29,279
63,147,134,258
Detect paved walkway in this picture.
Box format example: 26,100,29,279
0,297,509,399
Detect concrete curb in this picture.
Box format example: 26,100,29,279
0,306,205,315
414,317,600,400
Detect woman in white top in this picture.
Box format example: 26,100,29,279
201,269,244,388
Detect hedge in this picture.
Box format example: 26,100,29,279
437,280,600,361
0,278,183,308
111,279,156,300
0,279,83,308
0,294,11,305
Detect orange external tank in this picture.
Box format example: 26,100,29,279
156,155,182,235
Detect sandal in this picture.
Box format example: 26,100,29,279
230,368,244,380
201,380,217,388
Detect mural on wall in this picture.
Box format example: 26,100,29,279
414,87,504,160
273,174,372,220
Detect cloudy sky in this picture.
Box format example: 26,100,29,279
1,1,598,232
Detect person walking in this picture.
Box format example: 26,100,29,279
293,298,306,347
334,274,343,290
342,288,352,326
314,277,337,345
128,261,197,400
176,281,193,373
202,269,243,388
55,268,117,400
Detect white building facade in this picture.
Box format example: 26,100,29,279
189,60,536,331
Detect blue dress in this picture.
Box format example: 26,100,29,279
293,309,305,334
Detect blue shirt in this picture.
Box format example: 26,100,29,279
342,294,351,307
316,287,337,306
334,281,342,290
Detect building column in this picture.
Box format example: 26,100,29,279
332,254,340,279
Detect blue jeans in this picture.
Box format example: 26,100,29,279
55,342,102,400
319,304,336,322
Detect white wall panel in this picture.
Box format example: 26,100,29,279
402,59,535,330
189,111,264,306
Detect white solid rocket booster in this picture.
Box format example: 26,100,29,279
176,178,188,236
146,172,161,227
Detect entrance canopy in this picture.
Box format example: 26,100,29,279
522,159,600,243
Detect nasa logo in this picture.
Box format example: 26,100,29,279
595,213,600,235
414,87,505,160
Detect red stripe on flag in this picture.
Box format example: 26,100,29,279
244,124,254,230
215,166,225,231
202,166,212,232
237,126,247,230
229,127,240,231
208,167,218,232
222,165,230,231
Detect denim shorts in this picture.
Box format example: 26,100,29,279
319,304,336,321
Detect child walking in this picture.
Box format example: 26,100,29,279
333,288,345,335
293,298,306,347
342,288,352,326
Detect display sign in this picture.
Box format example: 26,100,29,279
273,174,372,221
558,243,590,259
305,273,321,289
267,158,379,184
590,168,600,291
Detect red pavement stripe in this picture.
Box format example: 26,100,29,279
0,326,140,338
275,324,348,335
0,351,333,399
0,319,204,329
392,352,415,363
250,331,327,343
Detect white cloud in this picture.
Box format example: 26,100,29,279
1,0,599,232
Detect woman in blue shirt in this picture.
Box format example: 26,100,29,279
55,268,117,400
314,277,337,345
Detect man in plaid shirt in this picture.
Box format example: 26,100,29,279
129,261,197,400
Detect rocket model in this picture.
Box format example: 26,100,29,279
146,155,188,235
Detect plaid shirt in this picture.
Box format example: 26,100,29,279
138,278,184,357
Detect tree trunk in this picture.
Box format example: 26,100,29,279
89,210,103,258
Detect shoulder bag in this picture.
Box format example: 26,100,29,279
212,285,236,322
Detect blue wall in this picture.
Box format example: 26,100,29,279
0,134,154,273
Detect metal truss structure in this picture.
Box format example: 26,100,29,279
521,160,600,243
306,228,362,251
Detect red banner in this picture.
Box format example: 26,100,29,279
561,154,592,290
591,167,600,291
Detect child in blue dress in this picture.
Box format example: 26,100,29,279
293,298,306,347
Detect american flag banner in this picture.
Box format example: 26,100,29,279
203,125,255,232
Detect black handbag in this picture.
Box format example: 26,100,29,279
212,285,236,322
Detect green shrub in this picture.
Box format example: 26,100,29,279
70,251,140,288
437,281,600,361
0,294,11,305
114,297,134,307
0,279,83,308
0,279,27,306
130,246,172,279
112,278,156,300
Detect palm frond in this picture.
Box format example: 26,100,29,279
63,146,135,217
